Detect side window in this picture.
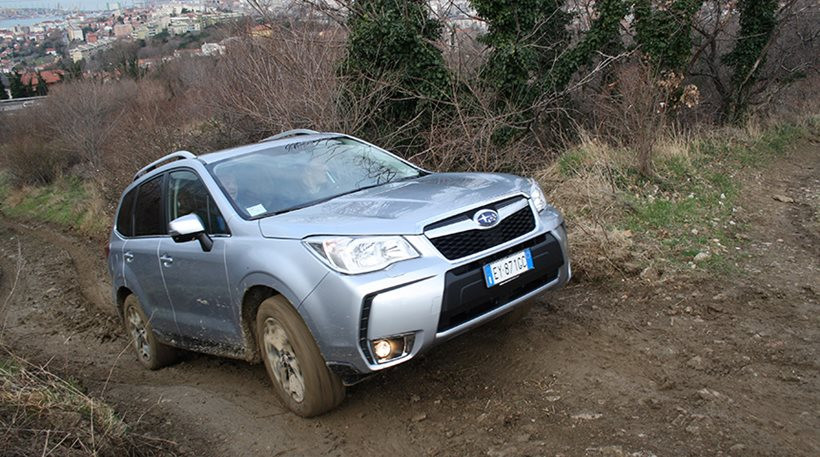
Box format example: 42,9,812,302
116,188,136,237
167,170,229,235
133,175,165,237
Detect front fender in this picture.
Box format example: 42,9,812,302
237,271,305,311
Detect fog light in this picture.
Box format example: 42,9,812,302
370,333,415,364
372,339,392,359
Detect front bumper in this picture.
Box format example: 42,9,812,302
297,207,571,376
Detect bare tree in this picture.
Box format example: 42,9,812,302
209,20,351,140
42,80,135,170
689,0,816,121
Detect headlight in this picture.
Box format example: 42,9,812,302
304,236,419,274
529,179,548,212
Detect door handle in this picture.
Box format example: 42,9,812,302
124,252,134,263
160,254,174,267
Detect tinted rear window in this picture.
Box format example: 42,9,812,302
116,188,136,237
133,175,164,237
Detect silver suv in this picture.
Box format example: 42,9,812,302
108,130,571,416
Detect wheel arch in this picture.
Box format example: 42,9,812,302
239,285,280,363
236,270,321,362
115,286,133,318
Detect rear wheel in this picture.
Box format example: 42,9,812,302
122,295,177,370
256,296,345,417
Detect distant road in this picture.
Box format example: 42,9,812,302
0,95,46,112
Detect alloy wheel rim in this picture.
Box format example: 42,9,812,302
263,317,305,403
126,307,151,362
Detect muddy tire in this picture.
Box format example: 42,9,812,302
122,295,177,370
256,296,345,417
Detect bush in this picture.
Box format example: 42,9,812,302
340,0,451,148
0,134,68,186
41,80,138,169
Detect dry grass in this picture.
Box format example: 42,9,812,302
536,134,642,280
0,350,175,456
535,115,817,281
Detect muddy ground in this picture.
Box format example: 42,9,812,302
0,145,817,457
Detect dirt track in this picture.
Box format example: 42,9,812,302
0,145,818,456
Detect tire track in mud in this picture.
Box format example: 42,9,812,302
0,220,436,456
0,219,415,457
1,142,818,456
0,219,111,311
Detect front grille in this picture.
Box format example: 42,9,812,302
437,234,563,332
428,206,536,260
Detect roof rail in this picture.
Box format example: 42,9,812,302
133,151,196,181
259,128,320,143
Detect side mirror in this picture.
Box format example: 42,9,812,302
168,214,213,252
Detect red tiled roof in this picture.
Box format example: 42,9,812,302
20,69,64,86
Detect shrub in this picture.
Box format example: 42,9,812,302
340,0,451,148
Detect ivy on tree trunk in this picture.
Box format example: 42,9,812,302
340,0,450,147
634,0,703,72
471,0,570,109
722,0,778,123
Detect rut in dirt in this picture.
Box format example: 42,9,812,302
0,143,818,457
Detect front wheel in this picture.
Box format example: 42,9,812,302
256,296,345,417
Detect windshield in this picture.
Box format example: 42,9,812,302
209,137,422,219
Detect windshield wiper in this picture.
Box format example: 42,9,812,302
269,196,340,216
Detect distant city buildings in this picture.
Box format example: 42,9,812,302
70,37,116,63
67,26,84,41
21,69,63,87
113,23,133,38
1,1,316,96
169,17,201,35
201,41,225,56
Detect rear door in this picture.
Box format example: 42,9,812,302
122,174,180,338
158,169,238,346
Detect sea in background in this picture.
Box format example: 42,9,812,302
0,15,65,29
0,0,133,13
0,0,136,28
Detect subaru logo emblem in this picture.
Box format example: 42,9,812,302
474,209,499,228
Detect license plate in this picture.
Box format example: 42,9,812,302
483,248,534,288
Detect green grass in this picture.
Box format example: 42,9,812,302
696,123,809,168
615,121,808,275
0,356,21,375
557,148,588,177
624,181,737,271
0,171,9,202
0,176,108,237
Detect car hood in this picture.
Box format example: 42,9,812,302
258,172,532,239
